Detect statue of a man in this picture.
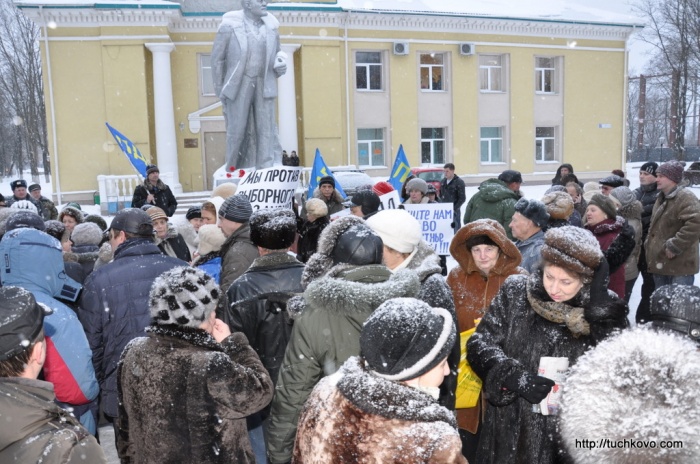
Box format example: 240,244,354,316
211,0,287,171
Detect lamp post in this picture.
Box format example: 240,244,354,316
659,136,666,161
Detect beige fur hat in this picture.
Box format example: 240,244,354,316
196,224,226,256
542,191,574,220
211,182,238,199
305,198,328,218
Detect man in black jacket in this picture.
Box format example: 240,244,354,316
440,163,466,233
633,161,659,323
78,208,185,435
130,164,178,216
224,207,304,463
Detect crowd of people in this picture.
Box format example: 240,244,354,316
1,159,699,463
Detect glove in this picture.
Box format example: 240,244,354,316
503,371,555,404
588,257,610,305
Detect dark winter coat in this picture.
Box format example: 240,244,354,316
463,179,521,240
117,325,274,464
515,230,545,274
401,241,460,410
130,179,177,216
467,271,628,464
78,238,186,418
293,357,467,464
0,378,106,464
300,188,345,220
154,225,192,262
266,266,420,464
447,219,525,432
219,222,259,294
585,216,634,299
550,163,575,185
441,175,467,216
71,244,100,280
224,251,305,387
634,182,659,239
645,185,700,276
296,215,329,263
37,195,58,220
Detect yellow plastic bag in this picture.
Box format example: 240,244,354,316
455,327,483,409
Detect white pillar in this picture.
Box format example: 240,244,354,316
145,43,182,193
278,44,301,155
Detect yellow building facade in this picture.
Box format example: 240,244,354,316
16,0,640,200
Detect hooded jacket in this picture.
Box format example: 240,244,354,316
117,326,274,464
446,219,525,432
78,237,186,418
131,178,177,216
463,179,521,240
0,228,99,432
0,378,106,463
550,163,575,185
467,271,628,464
293,357,467,464
266,265,420,463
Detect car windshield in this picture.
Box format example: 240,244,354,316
416,171,444,182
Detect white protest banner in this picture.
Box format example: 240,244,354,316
377,190,401,211
236,167,302,210
330,208,351,220
402,203,454,254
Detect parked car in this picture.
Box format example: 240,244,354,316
684,161,700,186
411,167,445,196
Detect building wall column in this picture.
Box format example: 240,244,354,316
145,42,182,193
278,44,301,155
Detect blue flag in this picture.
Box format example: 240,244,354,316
308,149,347,199
388,144,411,191
106,123,149,178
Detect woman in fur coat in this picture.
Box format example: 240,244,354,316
467,226,628,464
117,267,274,463
446,218,525,462
293,298,466,464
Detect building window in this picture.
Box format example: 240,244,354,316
480,127,503,163
357,128,385,167
421,128,445,164
356,51,382,91
479,55,503,92
535,127,556,162
420,53,444,91
535,57,556,94
200,54,215,96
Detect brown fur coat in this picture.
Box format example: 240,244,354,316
293,357,466,464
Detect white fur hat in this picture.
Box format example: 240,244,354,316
365,209,422,254
196,224,226,256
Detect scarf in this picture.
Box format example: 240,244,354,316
526,272,590,337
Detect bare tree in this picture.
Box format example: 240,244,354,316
0,2,48,180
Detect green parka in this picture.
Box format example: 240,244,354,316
463,178,520,240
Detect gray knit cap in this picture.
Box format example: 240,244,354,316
406,178,428,194
218,194,253,223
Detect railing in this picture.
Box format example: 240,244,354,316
97,173,174,215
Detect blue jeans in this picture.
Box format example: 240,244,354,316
652,274,695,288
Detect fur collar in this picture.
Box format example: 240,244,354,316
143,179,168,191
586,215,624,234
337,357,457,427
404,241,442,282
154,225,179,245
145,324,224,352
192,250,220,267
313,187,344,205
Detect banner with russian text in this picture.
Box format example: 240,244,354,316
402,203,454,254
237,166,302,210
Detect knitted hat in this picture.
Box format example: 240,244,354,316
657,160,684,184
598,175,624,188
43,220,65,241
146,206,168,222
196,224,226,256
640,161,658,176
305,198,328,218
185,205,202,221
5,211,45,232
542,191,574,220
498,170,523,184
212,182,237,199
59,206,83,225
0,287,52,361
343,190,381,216
649,284,700,342
149,267,220,328
372,181,395,196
513,198,549,229
610,186,637,208
28,184,41,193
366,209,422,254
9,200,38,215
219,194,253,223
84,214,108,231
360,298,456,381
406,177,428,194
587,193,617,220
71,222,103,246
146,164,159,175
319,175,335,189
541,226,603,277
249,208,297,250
10,179,27,191
66,202,82,211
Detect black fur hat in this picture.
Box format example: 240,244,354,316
249,208,297,250
514,198,549,229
